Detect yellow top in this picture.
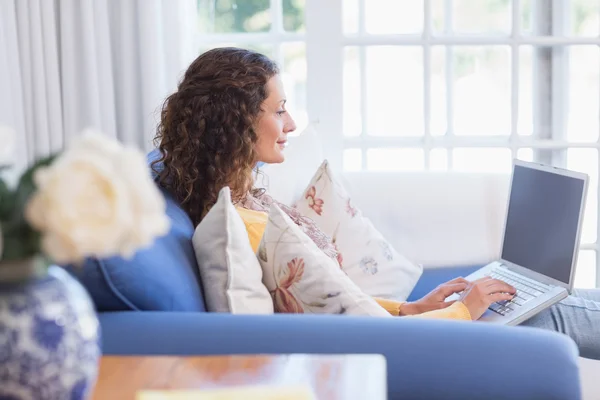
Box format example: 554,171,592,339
236,207,472,321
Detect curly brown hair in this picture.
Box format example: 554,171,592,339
151,47,279,225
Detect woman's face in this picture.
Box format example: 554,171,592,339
254,75,296,164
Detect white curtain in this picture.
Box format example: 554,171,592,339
0,0,198,173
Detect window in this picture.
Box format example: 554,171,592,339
198,0,600,288
337,0,599,289
197,0,309,131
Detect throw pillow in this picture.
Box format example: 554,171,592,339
258,204,391,317
294,160,423,301
192,187,274,314
70,185,207,312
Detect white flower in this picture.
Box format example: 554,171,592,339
25,130,170,263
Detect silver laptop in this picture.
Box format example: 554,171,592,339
447,159,589,325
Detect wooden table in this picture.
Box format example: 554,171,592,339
91,354,386,400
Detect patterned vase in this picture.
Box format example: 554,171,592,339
0,259,100,400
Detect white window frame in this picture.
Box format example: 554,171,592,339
196,0,304,81
304,0,600,287
198,0,600,288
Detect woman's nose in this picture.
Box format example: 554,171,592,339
284,114,297,134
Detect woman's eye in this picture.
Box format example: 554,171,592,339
276,110,286,116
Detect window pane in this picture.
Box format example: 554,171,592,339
574,250,597,289
281,42,308,132
452,148,512,173
517,148,533,162
431,46,448,136
431,0,446,32
366,46,423,136
343,149,362,171
430,148,448,171
432,0,511,34
518,46,533,136
567,149,598,244
365,0,424,34
343,47,362,137
283,0,305,32
567,46,600,143
520,0,532,34
367,148,425,171
198,0,270,33
453,46,511,136
343,0,359,34
567,149,599,187
569,0,600,37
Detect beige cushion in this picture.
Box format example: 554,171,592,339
192,187,273,314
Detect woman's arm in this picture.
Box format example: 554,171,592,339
373,297,472,321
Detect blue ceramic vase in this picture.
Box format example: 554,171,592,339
0,260,100,400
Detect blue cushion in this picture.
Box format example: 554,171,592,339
147,149,163,178
69,150,206,312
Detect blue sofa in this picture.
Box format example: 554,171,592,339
74,155,582,400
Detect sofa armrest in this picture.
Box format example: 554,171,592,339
99,312,581,400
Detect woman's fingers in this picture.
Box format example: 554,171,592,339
488,292,516,304
485,282,517,295
438,282,469,297
444,277,471,286
470,277,516,292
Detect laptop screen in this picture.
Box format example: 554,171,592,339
501,164,586,284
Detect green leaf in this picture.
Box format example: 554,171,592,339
0,178,14,221
14,154,56,204
8,154,56,226
0,222,40,261
0,154,56,261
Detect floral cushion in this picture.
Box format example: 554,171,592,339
294,160,423,301
258,204,390,317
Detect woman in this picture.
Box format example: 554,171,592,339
152,47,600,360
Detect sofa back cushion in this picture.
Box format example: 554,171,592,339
72,150,206,312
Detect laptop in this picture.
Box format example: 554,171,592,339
446,159,589,325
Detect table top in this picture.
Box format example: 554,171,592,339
91,354,386,400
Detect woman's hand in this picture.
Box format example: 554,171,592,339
458,277,516,320
400,277,471,315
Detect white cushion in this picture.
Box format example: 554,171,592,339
294,161,423,300
192,187,274,314
340,171,511,268
258,204,390,317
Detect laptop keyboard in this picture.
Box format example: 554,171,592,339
486,267,550,316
